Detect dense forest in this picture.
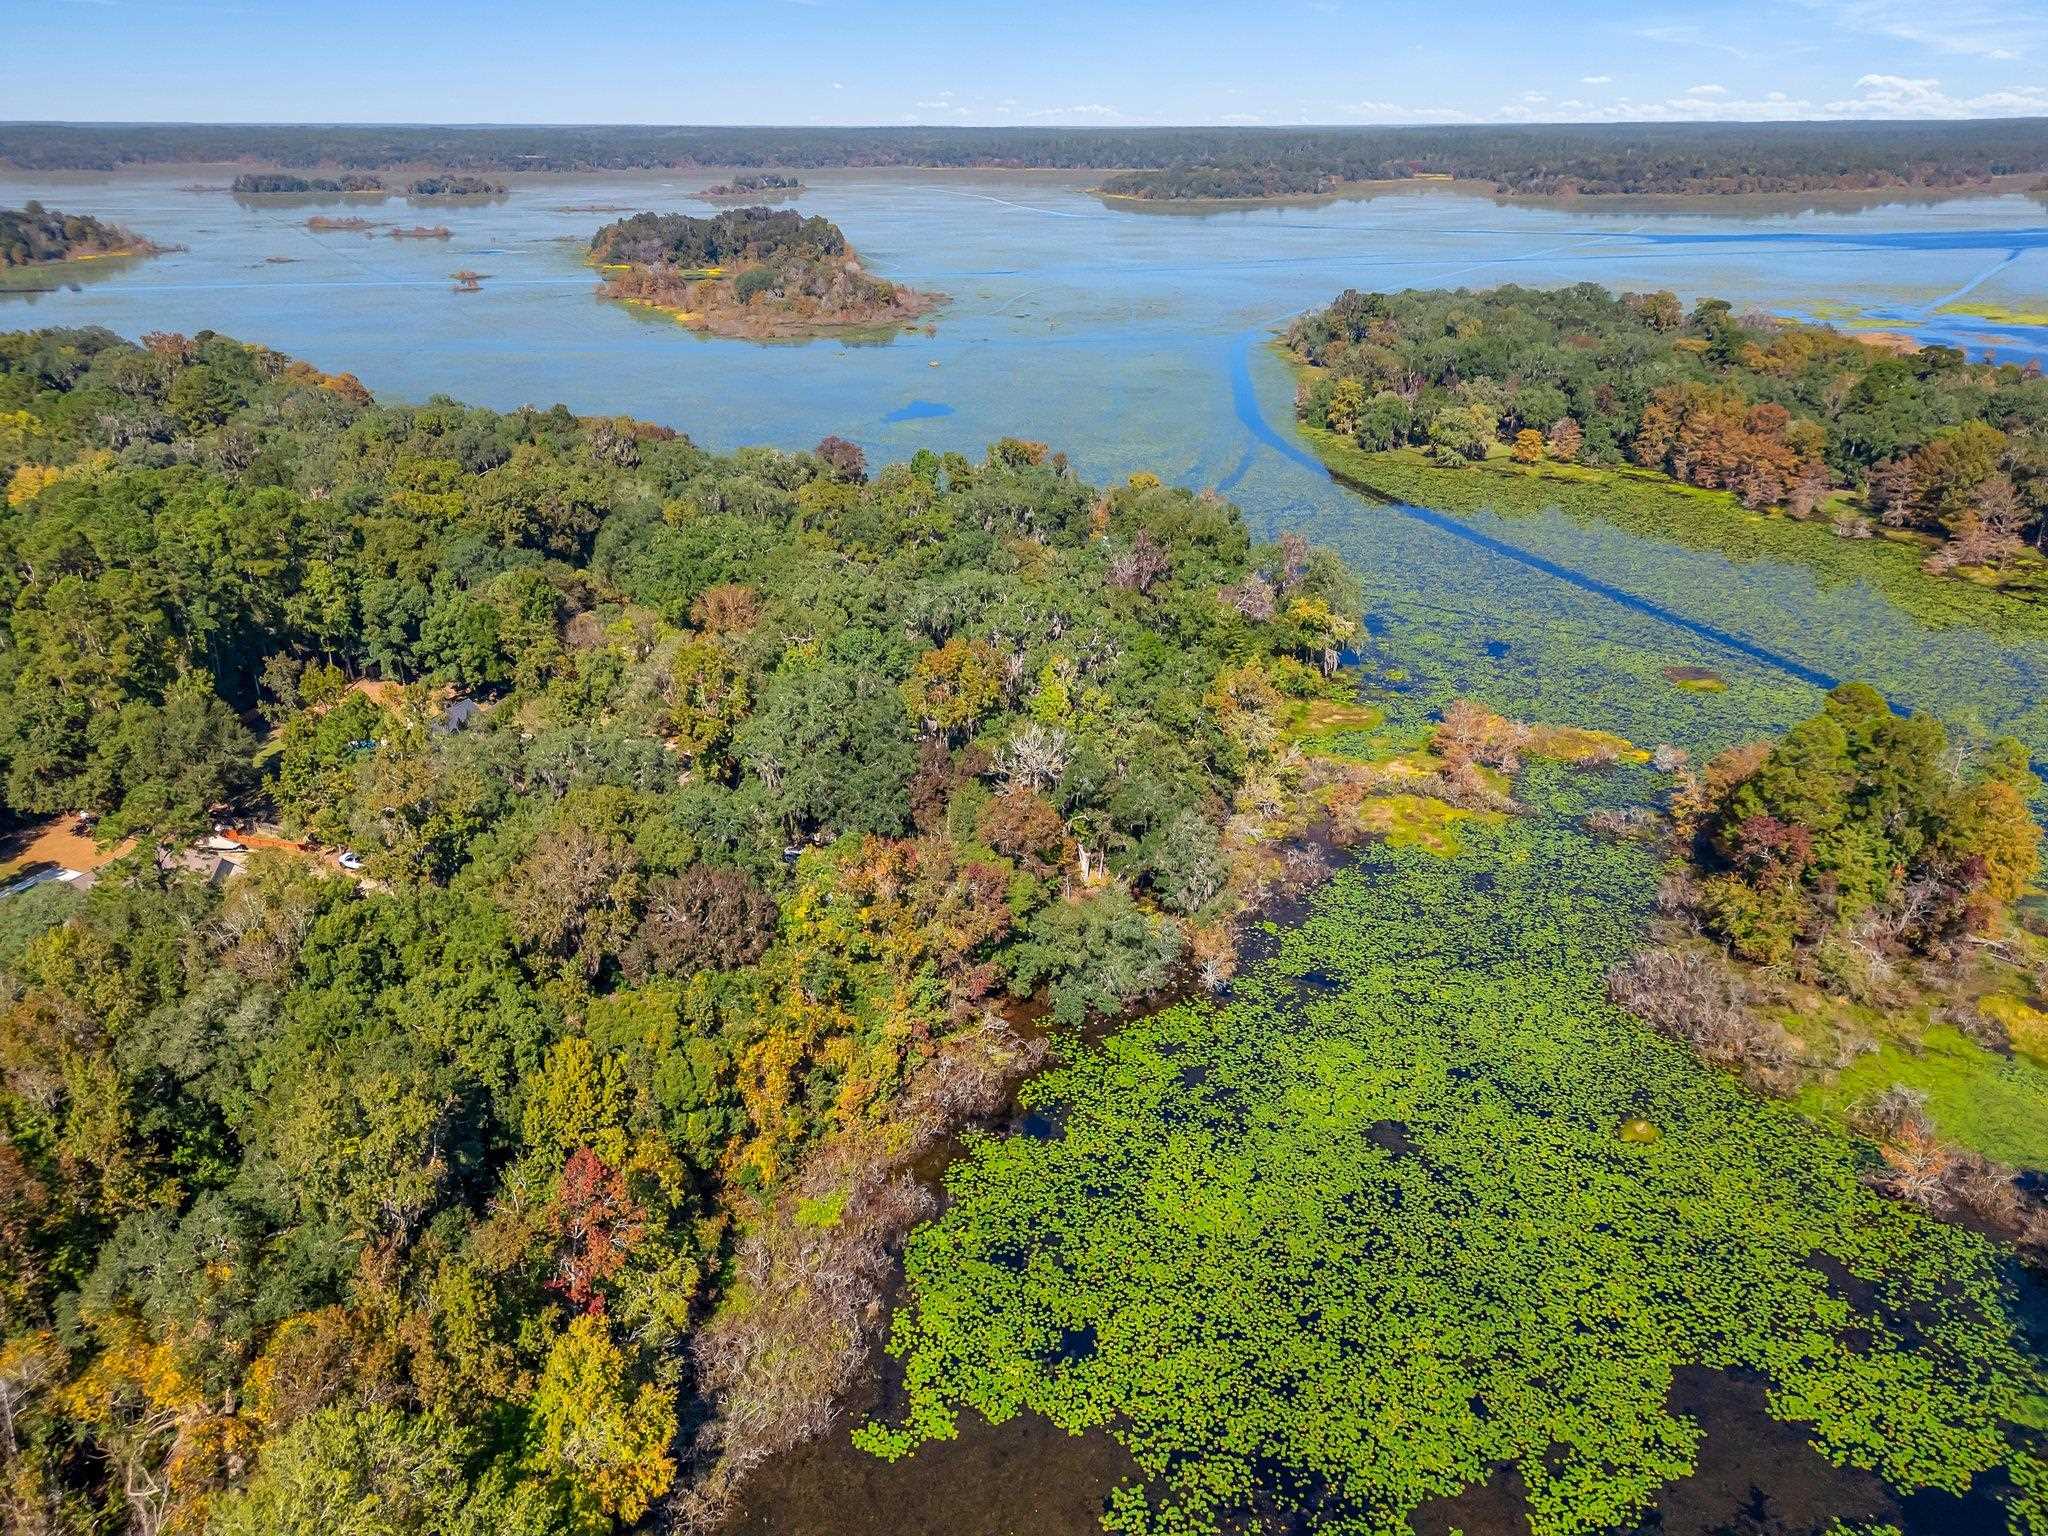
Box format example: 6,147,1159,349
0,204,156,269
228,173,384,196
1289,283,2048,572
6,121,2047,195
0,324,1364,1533
588,207,846,268
1682,683,2036,969
405,176,505,197
589,208,936,338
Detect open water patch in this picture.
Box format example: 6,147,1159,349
1629,226,2048,255
884,399,954,423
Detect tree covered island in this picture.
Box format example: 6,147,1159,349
698,173,803,199
0,203,161,269
1098,166,1359,202
405,175,506,197
588,206,940,339
230,172,386,197
1287,283,2048,592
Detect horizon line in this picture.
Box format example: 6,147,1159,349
6,117,2048,131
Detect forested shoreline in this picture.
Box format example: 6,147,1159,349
6,120,2047,197
0,325,1367,1533
0,203,158,269
1289,283,2048,579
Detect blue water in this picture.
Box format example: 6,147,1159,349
4,166,2047,760
883,399,954,423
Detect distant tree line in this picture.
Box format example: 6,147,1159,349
1290,283,2048,570
0,201,154,267
8,121,2047,195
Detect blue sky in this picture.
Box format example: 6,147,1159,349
12,0,2048,124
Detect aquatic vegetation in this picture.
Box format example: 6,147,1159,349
860,767,2048,1535
1665,665,1728,692
1275,398,2048,766
1302,427,2048,636
1938,301,2048,330
1348,790,1500,855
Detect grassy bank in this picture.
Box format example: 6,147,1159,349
1293,416,2048,632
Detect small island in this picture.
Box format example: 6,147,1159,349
588,205,939,339
1099,166,1353,202
699,171,804,199
406,174,505,197
231,171,385,196
0,202,160,268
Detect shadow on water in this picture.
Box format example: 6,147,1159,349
718,1378,1136,1536
884,399,955,422
728,1358,2016,1536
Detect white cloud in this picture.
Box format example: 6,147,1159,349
1630,23,1753,58
1824,71,2048,114
1217,112,1267,124
1794,0,2041,60
1337,99,1480,122
1339,69,2048,124
1580,74,1613,84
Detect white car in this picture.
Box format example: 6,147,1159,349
337,851,365,871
